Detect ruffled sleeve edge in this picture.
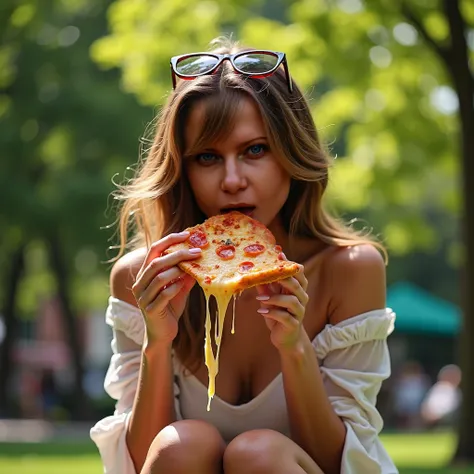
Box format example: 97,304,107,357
106,296,144,346
313,308,396,360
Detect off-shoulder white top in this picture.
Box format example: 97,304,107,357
90,297,398,474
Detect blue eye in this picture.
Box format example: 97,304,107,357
247,144,267,158
196,152,218,165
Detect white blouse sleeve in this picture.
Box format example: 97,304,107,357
90,297,182,474
313,309,398,474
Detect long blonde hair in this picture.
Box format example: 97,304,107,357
112,37,386,370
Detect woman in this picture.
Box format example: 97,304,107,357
90,38,398,474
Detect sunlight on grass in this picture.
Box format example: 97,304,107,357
382,432,456,467
0,456,101,474
0,432,473,473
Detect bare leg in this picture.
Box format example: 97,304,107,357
224,429,324,474
141,419,226,474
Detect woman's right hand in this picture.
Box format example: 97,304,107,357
131,231,201,346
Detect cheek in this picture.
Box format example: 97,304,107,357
261,164,291,199
185,166,215,205
185,166,199,193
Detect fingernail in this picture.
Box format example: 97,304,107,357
256,295,270,301
179,231,190,236
189,248,202,254
257,308,269,314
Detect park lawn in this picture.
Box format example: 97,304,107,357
0,431,473,474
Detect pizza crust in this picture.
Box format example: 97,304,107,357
165,211,300,292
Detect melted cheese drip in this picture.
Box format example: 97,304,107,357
231,295,237,335
202,285,235,411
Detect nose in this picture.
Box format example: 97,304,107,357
220,157,247,193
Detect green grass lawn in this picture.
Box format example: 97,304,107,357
0,432,472,473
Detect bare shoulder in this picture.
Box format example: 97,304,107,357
322,244,386,325
109,247,148,307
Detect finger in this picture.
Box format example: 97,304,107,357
178,273,197,296
279,254,307,292
257,307,300,329
256,282,282,297
145,279,185,314
136,266,185,309
137,231,190,279
256,284,272,296
263,317,277,332
257,294,305,320
133,247,201,299
293,265,308,291
276,276,309,306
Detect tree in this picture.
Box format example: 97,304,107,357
92,0,473,461
0,0,150,418
397,0,473,463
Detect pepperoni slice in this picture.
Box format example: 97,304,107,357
188,229,208,248
216,245,235,260
243,243,265,257
239,261,255,272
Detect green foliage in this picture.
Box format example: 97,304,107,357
91,0,261,104
1,0,470,314
0,0,151,312
90,0,467,260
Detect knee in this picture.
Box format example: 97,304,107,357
143,420,225,474
224,429,283,472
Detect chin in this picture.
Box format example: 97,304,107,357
256,211,282,230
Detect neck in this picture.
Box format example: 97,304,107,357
267,215,327,264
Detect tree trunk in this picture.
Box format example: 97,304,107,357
444,0,474,463
0,244,25,417
47,233,91,420
402,0,474,462
453,104,474,464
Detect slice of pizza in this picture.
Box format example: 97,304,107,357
165,210,300,292
164,211,300,411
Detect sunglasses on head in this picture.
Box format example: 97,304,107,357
170,49,293,93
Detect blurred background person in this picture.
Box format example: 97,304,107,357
392,361,430,430
421,364,462,430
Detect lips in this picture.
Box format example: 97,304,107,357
220,205,256,217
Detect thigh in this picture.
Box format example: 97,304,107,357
224,429,324,474
141,419,225,474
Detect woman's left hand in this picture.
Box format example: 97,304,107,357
256,262,309,351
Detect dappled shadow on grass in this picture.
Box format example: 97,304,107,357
0,441,98,457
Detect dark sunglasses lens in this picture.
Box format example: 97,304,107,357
175,55,219,76
234,53,279,74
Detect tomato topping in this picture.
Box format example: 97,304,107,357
204,276,212,284
243,243,265,257
274,245,282,253
188,229,208,248
223,216,235,227
239,261,255,272
216,245,235,260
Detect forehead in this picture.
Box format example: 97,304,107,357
184,94,266,153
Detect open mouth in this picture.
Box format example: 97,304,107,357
220,206,256,216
